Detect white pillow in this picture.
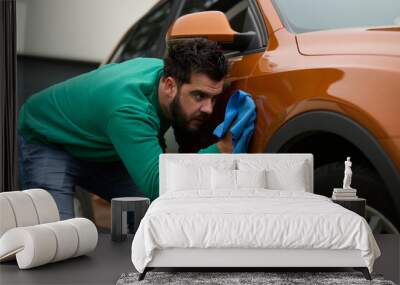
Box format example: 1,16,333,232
236,169,267,189
267,165,307,191
237,159,309,191
166,159,236,192
167,162,210,191
211,168,236,190
211,168,268,191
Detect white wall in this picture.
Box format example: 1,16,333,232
16,0,158,62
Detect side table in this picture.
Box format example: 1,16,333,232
111,197,150,242
331,197,366,218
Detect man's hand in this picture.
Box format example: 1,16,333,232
216,117,236,153
217,130,233,153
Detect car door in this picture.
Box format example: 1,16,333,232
177,0,267,90
174,0,268,152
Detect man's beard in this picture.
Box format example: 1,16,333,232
170,92,209,135
170,92,216,153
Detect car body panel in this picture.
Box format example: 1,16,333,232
296,27,400,57
244,1,400,174
257,0,284,33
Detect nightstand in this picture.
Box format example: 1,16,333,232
331,198,366,218
111,197,150,242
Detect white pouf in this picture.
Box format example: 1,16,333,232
0,196,17,237
1,191,40,227
0,189,98,269
23,188,60,223
0,218,98,269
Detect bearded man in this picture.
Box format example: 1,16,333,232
18,38,232,220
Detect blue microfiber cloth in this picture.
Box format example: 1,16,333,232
213,90,256,153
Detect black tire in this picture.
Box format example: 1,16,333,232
314,162,399,233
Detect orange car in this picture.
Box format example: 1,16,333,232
104,0,400,232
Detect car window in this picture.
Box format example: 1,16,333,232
273,0,400,33
179,0,219,14
112,1,173,62
227,1,263,50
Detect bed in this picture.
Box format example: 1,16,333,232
131,154,381,280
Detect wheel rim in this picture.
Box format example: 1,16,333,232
366,205,399,234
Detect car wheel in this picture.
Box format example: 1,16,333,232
366,205,399,234
314,162,399,234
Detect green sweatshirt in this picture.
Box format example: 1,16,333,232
18,57,220,200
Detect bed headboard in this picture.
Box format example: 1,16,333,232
159,153,313,195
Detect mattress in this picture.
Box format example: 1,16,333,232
131,190,380,273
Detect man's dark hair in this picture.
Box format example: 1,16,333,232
163,38,228,85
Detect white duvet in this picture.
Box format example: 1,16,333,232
131,190,380,273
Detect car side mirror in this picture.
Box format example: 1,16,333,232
166,11,256,52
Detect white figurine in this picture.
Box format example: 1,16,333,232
343,157,353,189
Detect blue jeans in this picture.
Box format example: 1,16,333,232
18,132,144,220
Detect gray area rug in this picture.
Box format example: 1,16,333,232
116,271,396,285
